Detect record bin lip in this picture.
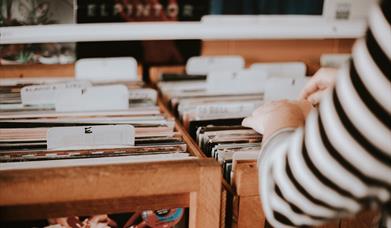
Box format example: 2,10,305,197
0,158,220,221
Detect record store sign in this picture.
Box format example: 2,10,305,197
55,85,129,112
21,81,92,106
47,125,135,150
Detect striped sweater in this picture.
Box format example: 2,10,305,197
257,1,391,227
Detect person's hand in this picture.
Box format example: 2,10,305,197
299,68,337,105
242,100,312,140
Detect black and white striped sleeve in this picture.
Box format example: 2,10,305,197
257,1,391,227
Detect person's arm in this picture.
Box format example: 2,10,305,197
243,1,391,227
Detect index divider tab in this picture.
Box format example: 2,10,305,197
250,62,306,79
75,57,138,82
320,53,351,68
55,84,129,112
47,125,135,150
128,88,158,103
21,81,92,106
206,69,268,94
264,77,309,101
186,55,245,75
195,101,262,118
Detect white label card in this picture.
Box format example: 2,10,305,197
207,69,268,94
264,77,309,101
75,57,138,81
250,62,306,79
128,88,157,103
21,81,92,106
186,56,245,75
196,102,262,117
55,85,129,112
47,125,135,150
320,54,351,68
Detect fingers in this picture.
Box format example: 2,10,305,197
306,89,330,105
299,78,319,100
299,67,338,100
242,115,265,134
295,100,314,117
242,116,254,128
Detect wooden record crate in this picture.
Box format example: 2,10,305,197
0,64,222,228
149,65,380,228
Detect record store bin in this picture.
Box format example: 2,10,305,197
0,0,384,227
0,62,224,227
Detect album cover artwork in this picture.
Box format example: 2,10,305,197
0,208,189,228
76,0,209,80
0,0,75,65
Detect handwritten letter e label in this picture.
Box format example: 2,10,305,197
47,125,135,150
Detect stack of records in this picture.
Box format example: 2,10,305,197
155,60,307,179
156,72,263,182
0,78,196,170
155,57,308,159
196,125,262,182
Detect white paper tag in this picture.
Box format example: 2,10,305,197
320,54,351,68
186,56,245,75
55,85,129,112
264,77,309,101
75,57,138,81
47,125,135,150
196,102,262,117
21,81,92,106
250,62,306,79
207,69,268,94
128,88,157,103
